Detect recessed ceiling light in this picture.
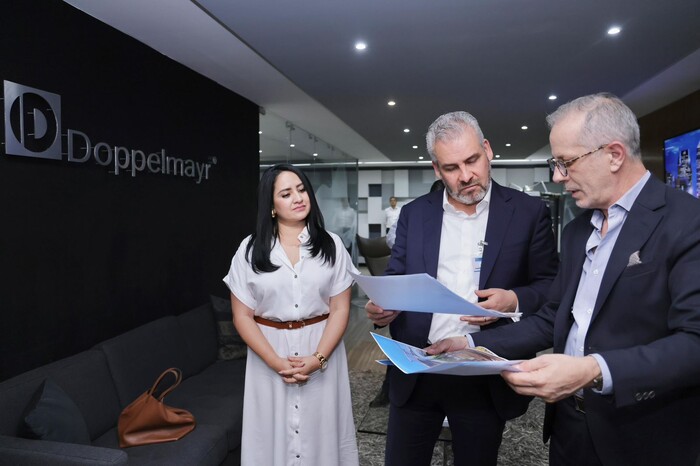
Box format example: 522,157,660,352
313,153,318,157
259,150,262,153
418,156,424,160
403,128,410,133
548,95,557,101
607,26,621,35
521,126,528,130
412,145,418,149
495,154,501,158
355,41,367,51
505,143,511,147
388,100,396,106
290,144,295,148
258,130,262,134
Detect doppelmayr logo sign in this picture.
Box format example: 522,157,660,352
3,80,214,183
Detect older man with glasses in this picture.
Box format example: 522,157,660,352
548,144,607,177
429,93,700,466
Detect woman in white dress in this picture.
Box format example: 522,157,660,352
223,164,359,466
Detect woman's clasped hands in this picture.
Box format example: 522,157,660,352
275,355,320,384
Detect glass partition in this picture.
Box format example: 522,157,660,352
302,163,359,262
258,112,582,260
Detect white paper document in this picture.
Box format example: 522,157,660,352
371,332,522,376
352,272,521,318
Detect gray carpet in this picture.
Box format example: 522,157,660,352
350,370,549,466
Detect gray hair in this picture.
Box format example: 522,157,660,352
426,111,485,163
546,93,641,159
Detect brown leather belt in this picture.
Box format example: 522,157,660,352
254,314,328,330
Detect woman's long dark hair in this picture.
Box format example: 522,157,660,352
246,164,336,273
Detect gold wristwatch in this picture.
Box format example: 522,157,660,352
313,352,328,370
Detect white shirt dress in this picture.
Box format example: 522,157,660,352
223,229,359,466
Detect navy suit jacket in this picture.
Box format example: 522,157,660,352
387,182,559,420
473,176,700,465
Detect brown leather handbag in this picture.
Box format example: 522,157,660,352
117,367,196,448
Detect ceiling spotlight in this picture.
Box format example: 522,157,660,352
290,144,295,148
258,130,262,134
388,100,396,106
355,41,367,51
412,145,418,149
259,150,262,153
313,153,318,157
495,154,501,158
403,128,410,133
418,156,424,160
607,26,621,35
505,143,511,147
521,126,528,130
548,94,557,101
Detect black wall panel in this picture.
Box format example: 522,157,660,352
0,2,259,380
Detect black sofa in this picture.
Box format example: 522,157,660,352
0,300,246,465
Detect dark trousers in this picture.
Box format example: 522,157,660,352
385,374,505,466
549,397,603,466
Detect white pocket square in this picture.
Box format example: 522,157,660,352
627,250,642,267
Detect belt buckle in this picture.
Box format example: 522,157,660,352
573,395,585,414
288,320,304,329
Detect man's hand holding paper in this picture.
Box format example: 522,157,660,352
461,288,518,326
425,336,470,355
365,300,400,327
353,273,522,319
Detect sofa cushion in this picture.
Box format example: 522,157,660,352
0,350,121,441
176,303,218,377
210,295,247,361
166,359,246,450
93,423,228,466
21,378,91,445
0,435,128,465
96,316,191,407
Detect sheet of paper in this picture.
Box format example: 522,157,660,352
352,272,521,318
371,332,522,376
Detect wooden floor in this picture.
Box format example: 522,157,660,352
344,267,391,373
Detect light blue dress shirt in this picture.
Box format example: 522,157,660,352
565,171,651,394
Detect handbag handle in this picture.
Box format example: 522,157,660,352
147,368,183,401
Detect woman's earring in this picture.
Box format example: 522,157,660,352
271,209,276,218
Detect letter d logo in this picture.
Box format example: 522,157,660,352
4,80,61,160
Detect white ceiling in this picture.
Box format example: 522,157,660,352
65,0,700,164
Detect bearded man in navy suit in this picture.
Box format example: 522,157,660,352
366,111,559,465
429,94,700,466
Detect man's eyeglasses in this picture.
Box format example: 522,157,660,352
547,144,607,177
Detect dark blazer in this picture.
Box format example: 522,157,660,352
387,181,559,420
473,176,700,465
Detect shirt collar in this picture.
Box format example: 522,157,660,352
441,181,492,216
297,226,310,243
615,171,650,213
590,171,651,228
272,226,310,248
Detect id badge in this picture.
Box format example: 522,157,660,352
473,255,482,274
